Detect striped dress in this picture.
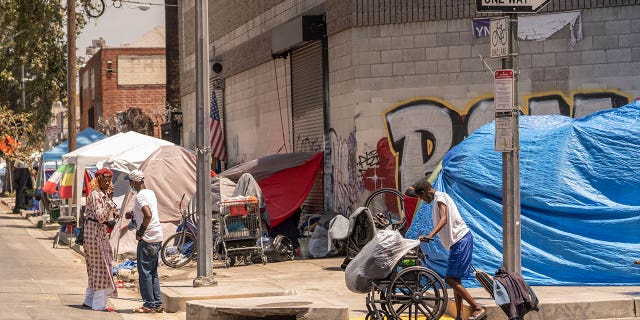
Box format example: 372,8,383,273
83,190,118,296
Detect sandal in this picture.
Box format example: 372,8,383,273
103,307,116,312
133,306,156,313
469,308,487,320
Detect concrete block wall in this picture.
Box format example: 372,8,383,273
222,59,291,164
180,0,325,150
344,6,640,192
178,1,639,209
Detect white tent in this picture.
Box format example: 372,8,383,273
61,131,173,221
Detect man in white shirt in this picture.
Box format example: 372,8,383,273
410,178,486,320
124,169,164,313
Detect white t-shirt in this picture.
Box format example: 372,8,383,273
133,189,163,243
432,191,469,249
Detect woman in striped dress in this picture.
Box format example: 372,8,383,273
82,168,118,311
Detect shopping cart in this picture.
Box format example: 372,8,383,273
218,197,267,267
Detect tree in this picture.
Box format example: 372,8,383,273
0,0,87,163
0,107,38,162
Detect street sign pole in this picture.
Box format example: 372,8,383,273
502,13,521,274
481,0,550,276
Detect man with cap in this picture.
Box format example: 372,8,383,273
83,167,118,311
124,169,164,313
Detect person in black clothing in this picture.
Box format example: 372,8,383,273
12,167,32,214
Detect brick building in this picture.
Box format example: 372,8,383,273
178,1,640,213
79,31,166,138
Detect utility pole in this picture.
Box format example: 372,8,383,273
67,0,77,152
193,0,216,287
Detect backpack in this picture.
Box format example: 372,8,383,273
493,267,539,320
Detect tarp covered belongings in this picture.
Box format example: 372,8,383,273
407,101,640,286
213,152,323,227
345,230,419,293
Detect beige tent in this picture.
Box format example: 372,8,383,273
110,145,197,258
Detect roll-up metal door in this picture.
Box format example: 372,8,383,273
291,40,325,216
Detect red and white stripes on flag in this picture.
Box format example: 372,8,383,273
209,90,226,161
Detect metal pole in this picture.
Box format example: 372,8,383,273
67,0,77,152
193,0,216,287
502,13,521,273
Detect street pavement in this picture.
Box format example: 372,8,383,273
2,196,640,320
0,199,181,320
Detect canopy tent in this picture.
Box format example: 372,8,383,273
407,101,640,286
43,128,106,162
110,145,197,257
61,131,173,221
214,152,324,227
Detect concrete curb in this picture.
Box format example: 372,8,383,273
161,279,296,312
186,294,349,320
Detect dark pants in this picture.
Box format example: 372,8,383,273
137,240,162,309
12,168,30,214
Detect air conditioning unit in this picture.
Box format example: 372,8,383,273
92,38,106,48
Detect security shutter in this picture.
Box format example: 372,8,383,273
291,40,325,216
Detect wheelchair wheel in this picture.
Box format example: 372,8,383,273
364,188,406,232
365,309,391,320
386,266,448,320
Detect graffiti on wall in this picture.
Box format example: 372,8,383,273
372,89,634,193
329,128,361,215
294,134,323,152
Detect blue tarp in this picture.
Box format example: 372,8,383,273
407,101,640,286
43,128,106,162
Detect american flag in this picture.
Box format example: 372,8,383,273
209,90,226,161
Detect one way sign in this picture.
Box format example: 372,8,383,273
477,0,551,13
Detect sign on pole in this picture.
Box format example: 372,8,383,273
476,0,551,13
494,69,514,112
495,117,514,152
494,69,515,152
46,125,58,140
490,17,510,58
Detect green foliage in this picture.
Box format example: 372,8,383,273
0,0,89,162
0,106,39,162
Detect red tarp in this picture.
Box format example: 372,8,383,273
258,152,323,227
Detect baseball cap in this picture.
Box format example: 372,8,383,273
126,169,144,182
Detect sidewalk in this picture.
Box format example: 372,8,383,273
3,195,639,320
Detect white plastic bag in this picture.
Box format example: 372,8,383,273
344,229,420,293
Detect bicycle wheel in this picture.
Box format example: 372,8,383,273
161,231,197,268
364,188,406,232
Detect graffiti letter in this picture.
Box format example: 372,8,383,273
385,99,464,191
